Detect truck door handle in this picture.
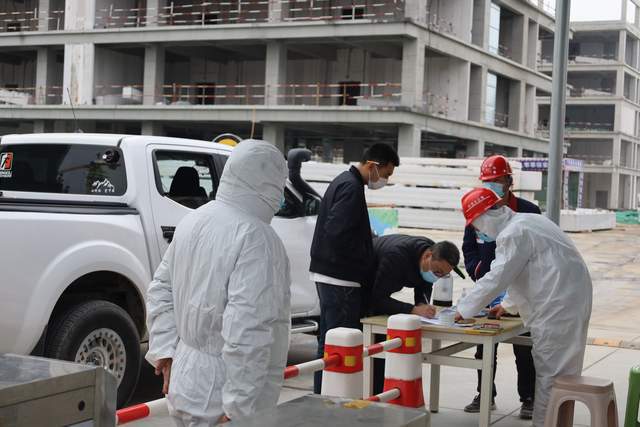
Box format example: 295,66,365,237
161,226,176,243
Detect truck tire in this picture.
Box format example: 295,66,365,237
46,300,141,408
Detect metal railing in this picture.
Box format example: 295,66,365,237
276,82,401,106
569,87,615,97
536,121,615,136
0,9,65,32
93,0,405,28
281,0,404,23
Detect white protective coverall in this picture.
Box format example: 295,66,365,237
457,206,592,427
145,140,291,426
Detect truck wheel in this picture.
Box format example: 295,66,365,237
46,300,141,408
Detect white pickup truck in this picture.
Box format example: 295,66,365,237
0,133,321,406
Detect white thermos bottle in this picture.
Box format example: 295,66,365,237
432,275,453,307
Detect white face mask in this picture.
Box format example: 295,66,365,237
367,163,387,190
472,206,510,240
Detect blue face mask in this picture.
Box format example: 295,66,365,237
476,231,496,243
420,270,439,283
483,181,505,198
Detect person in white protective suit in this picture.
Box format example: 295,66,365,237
455,187,592,427
145,139,291,426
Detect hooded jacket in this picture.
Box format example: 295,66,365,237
145,140,291,423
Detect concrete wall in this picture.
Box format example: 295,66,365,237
94,47,144,96
583,172,612,209
468,64,484,122
621,103,636,135
286,48,401,106
568,138,613,164
164,55,265,104
428,0,473,43
424,54,470,120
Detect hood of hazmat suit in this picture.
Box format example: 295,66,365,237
145,140,291,424
458,207,592,427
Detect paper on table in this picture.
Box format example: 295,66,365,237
420,317,476,328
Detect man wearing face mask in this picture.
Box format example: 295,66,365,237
310,143,399,394
461,155,540,418
456,187,592,427
365,236,465,394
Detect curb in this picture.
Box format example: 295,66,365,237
587,337,640,350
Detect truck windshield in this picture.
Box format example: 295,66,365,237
0,144,127,196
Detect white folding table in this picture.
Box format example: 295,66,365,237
362,315,531,427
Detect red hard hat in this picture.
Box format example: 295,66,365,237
461,188,501,226
479,155,512,181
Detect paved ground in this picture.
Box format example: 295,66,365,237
128,225,640,426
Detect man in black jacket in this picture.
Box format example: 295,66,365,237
310,143,399,394
367,235,464,317
366,235,465,394
462,155,540,419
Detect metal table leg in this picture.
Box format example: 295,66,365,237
362,324,374,398
429,339,441,413
479,338,495,427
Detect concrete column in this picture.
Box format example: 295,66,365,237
263,123,286,152
33,120,45,133
146,0,163,26
63,43,95,105
468,65,487,122
65,0,95,30
63,1,96,105
401,39,425,109
527,20,539,69
265,42,287,106
144,45,165,105
468,140,485,157
142,121,164,136
472,0,491,49
613,135,622,167
268,0,283,22
619,30,627,63
405,0,427,25
513,14,526,65
38,0,50,31
508,80,523,132
515,146,524,157
524,84,536,135
397,124,422,157
36,47,56,105
610,171,620,208
616,69,625,97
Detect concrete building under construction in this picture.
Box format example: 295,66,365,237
538,0,640,210
0,0,556,162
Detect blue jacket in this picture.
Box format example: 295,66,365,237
462,195,541,304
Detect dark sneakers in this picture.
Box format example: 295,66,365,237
463,395,497,413
520,397,534,419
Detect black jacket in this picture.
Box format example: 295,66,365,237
462,195,541,281
365,234,435,315
310,166,373,283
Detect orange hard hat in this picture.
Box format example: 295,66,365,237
461,187,501,226
479,155,512,181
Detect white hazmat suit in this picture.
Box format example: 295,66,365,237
457,206,592,427
145,140,291,426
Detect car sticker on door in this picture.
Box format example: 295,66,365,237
0,152,13,178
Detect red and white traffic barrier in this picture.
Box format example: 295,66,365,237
382,314,425,408
321,327,364,399
367,388,401,403
363,337,403,357
284,353,341,380
116,397,168,425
